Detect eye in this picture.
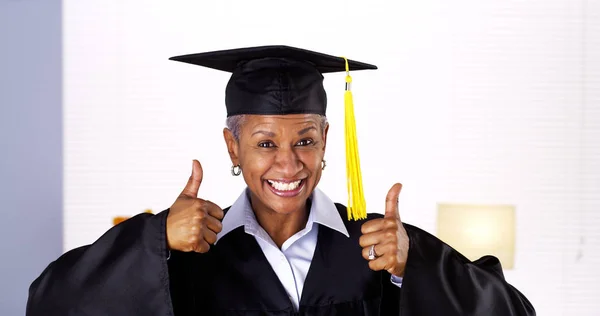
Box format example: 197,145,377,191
258,141,275,148
296,139,314,146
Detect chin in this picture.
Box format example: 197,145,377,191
267,200,308,215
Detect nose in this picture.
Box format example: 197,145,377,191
273,146,303,177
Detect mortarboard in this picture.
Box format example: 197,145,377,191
169,45,376,220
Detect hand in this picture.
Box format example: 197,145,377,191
359,183,410,277
166,160,224,253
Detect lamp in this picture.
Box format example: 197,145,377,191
437,203,515,269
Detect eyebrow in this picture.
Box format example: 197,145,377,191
251,130,276,137
298,126,317,135
251,126,317,137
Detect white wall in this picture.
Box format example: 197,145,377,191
63,1,600,314
0,1,63,315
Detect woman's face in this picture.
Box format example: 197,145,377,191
224,114,328,215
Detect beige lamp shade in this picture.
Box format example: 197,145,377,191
437,204,515,269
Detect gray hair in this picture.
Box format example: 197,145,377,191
225,114,328,141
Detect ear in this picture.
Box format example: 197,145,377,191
321,122,329,153
223,128,240,165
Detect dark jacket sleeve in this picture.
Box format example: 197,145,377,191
26,210,174,316
385,224,535,316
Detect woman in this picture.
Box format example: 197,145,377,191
26,46,535,315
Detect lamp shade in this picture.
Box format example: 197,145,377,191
437,204,515,269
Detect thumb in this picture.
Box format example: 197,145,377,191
181,160,203,198
384,183,403,219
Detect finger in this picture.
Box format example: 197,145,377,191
359,228,399,248
361,243,381,260
203,229,218,245
187,232,200,247
361,218,386,234
368,255,395,272
203,200,225,220
181,160,203,198
359,230,386,248
384,183,403,219
361,217,397,235
361,242,396,261
193,240,210,253
203,214,223,234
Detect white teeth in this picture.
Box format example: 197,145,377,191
267,180,302,191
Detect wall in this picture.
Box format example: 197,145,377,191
0,1,63,315
61,1,600,315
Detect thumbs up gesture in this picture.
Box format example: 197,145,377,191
359,183,410,277
166,160,224,253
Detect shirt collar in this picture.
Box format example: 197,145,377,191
216,187,349,243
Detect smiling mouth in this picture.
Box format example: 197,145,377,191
267,179,302,190
265,179,306,197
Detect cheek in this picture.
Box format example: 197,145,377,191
297,150,323,171
240,150,274,179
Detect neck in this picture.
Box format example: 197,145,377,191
250,195,311,249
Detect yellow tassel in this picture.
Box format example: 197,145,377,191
342,57,367,221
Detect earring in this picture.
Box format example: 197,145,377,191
231,164,242,176
321,159,326,170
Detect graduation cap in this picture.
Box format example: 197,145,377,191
169,45,376,220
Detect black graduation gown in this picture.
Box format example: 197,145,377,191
27,203,536,316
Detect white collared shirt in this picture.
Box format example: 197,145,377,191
215,187,402,311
